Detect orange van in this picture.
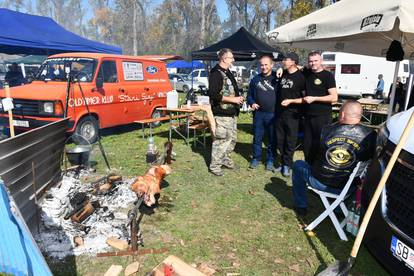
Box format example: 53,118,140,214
0,53,172,143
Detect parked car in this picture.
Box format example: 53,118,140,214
0,53,172,144
189,69,209,89
362,107,414,275
168,73,206,93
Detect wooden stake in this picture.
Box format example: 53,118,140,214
4,83,15,137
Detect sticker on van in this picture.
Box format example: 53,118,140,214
146,66,158,74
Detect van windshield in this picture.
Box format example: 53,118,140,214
0,64,6,73
35,57,97,82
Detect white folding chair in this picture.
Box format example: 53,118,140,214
305,161,368,241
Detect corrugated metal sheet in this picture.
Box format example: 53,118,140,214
0,119,68,223
0,179,52,275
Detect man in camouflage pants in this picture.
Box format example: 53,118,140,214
208,48,245,176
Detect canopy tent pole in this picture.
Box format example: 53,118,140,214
387,60,400,119
387,33,405,120
4,84,15,137
404,73,413,110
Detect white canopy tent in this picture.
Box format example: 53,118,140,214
266,0,414,118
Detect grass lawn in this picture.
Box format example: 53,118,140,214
49,112,389,276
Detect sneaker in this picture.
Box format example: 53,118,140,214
210,170,224,177
295,207,308,217
274,166,282,173
266,163,274,171
282,165,290,177
249,159,259,169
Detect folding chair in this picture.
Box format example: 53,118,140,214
305,161,368,241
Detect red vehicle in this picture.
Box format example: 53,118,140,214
0,53,172,143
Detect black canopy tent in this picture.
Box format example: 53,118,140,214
192,27,283,61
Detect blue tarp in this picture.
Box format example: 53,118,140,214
0,8,121,55
167,60,205,69
0,179,52,276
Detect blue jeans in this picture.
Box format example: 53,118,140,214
292,160,341,208
252,111,276,164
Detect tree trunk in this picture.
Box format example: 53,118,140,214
200,0,205,49
133,0,138,56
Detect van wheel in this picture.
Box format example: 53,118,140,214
150,109,163,128
362,94,374,99
182,85,189,93
73,116,99,145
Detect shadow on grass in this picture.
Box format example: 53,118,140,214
47,255,77,276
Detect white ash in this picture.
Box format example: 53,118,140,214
35,173,137,259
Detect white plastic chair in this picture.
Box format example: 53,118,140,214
305,161,368,241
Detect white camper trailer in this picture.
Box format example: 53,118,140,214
322,52,410,98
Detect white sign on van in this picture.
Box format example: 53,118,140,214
123,62,143,81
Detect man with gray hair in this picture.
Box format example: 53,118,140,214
291,100,377,216
208,48,244,176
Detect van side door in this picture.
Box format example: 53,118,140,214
94,59,127,126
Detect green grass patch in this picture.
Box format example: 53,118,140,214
51,112,389,275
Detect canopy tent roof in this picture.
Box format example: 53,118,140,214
167,60,205,69
0,8,121,55
0,180,52,275
266,0,414,59
192,27,283,61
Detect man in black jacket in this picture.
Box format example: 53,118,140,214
208,48,244,176
292,100,377,215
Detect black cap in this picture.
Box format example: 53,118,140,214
283,52,299,64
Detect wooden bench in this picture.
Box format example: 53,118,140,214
135,114,189,138
188,121,209,147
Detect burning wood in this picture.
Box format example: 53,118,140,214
130,165,172,206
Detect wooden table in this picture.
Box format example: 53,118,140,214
157,107,194,144
357,98,383,111
364,109,388,125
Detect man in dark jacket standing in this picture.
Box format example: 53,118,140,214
208,48,244,176
247,55,278,170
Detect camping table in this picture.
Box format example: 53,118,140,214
157,107,195,145
357,98,383,110
357,98,384,124
364,109,388,125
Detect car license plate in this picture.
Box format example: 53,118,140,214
13,120,29,127
391,236,414,270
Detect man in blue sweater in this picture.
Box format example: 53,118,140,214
247,55,279,170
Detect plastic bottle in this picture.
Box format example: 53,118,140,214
352,204,361,236
166,90,178,109
146,137,158,163
346,201,356,234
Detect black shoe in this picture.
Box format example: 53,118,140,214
295,207,307,217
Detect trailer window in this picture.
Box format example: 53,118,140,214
341,64,360,74
323,54,335,61
404,64,409,73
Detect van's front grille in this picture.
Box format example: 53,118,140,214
0,98,40,116
383,148,414,238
